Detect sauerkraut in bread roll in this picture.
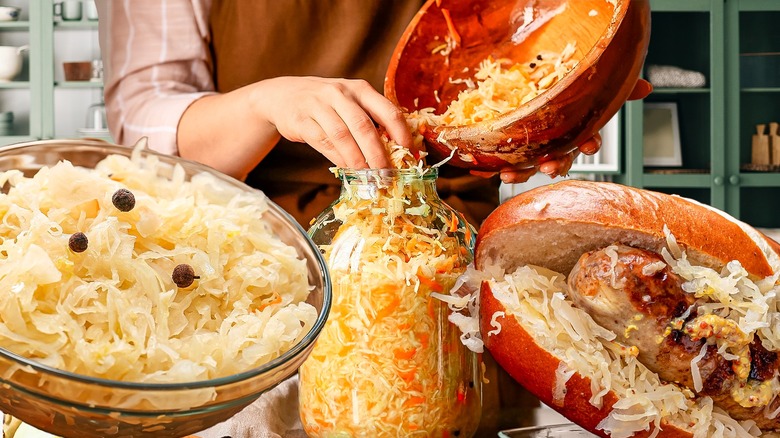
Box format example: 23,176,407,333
469,180,780,437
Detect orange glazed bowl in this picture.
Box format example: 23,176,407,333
385,0,651,171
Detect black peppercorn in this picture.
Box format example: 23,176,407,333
112,188,136,212
172,263,200,288
69,232,88,253
529,62,537,68
537,54,543,61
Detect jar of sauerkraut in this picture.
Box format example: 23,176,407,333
300,167,481,437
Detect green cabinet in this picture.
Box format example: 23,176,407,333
616,0,780,228
0,0,103,147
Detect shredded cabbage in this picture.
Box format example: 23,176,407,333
299,168,480,437
0,146,317,383
442,228,779,437
426,43,578,127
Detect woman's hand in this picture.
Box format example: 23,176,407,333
475,78,654,184
253,76,414,169
178,76,414,180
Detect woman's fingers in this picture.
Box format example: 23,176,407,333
578,132,602,155
297,117,348,168
629,78,653,100
350,80,416,153
311,105,369,168
331,94,391,169
539,149,579,178
495,167,539,184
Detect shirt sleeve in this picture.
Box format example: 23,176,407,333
95,0,216,156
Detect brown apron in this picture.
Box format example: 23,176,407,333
208,2,529,434
208,0,499,229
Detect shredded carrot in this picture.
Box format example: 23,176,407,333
418,273,444,292
464,226,473,245
375,296,401,320
251,293,281,312
394,347,418,360
419,332,430,349
398,368,417,382
440,8,461,47
403,396,426,408
448,210,459,233
435,0,442,7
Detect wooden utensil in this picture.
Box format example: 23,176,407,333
769,122,780,166
385,0,651,171
752,124,770,165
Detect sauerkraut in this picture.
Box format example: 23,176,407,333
430,44,577,127
0,145,317,383
299,167,480,437
442,226,780,438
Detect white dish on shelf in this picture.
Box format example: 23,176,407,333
0,6,21,22
0,45,27,81
76,128,112,140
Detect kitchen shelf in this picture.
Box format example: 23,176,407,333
0,82,30,89
742,88,780,93
647,0,712,12
55,81,103,89
53,21,99,30
615,0,780,227
642,172,712,188
0,21,29,30
0,1,105,145
652,88,710,94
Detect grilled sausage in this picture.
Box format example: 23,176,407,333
567,244,780,429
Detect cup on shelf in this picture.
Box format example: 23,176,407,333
84,101,107,131
54,0,83,21
63,61,92,81
0,45,28,82
0,6,21,22
84,0,98,21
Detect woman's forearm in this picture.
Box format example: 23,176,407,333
177,83,281,180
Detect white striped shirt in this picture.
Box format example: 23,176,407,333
96,0,216,155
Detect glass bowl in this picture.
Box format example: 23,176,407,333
0,139,332,437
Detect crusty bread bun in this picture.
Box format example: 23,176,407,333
475,180,780,438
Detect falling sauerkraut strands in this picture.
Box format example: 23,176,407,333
0,145,317,383
442,227,780,438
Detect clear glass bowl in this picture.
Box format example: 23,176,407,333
0,139,332,437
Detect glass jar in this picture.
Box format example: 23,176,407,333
299,168,481,437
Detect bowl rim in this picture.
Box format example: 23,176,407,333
0,139,333,391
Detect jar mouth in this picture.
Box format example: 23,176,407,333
337,167,438,181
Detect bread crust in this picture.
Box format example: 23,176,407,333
476,180,779,278
480,282,692,438
476,180,779,436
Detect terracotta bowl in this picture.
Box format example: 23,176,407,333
63,61,93,81
385,0,651,171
